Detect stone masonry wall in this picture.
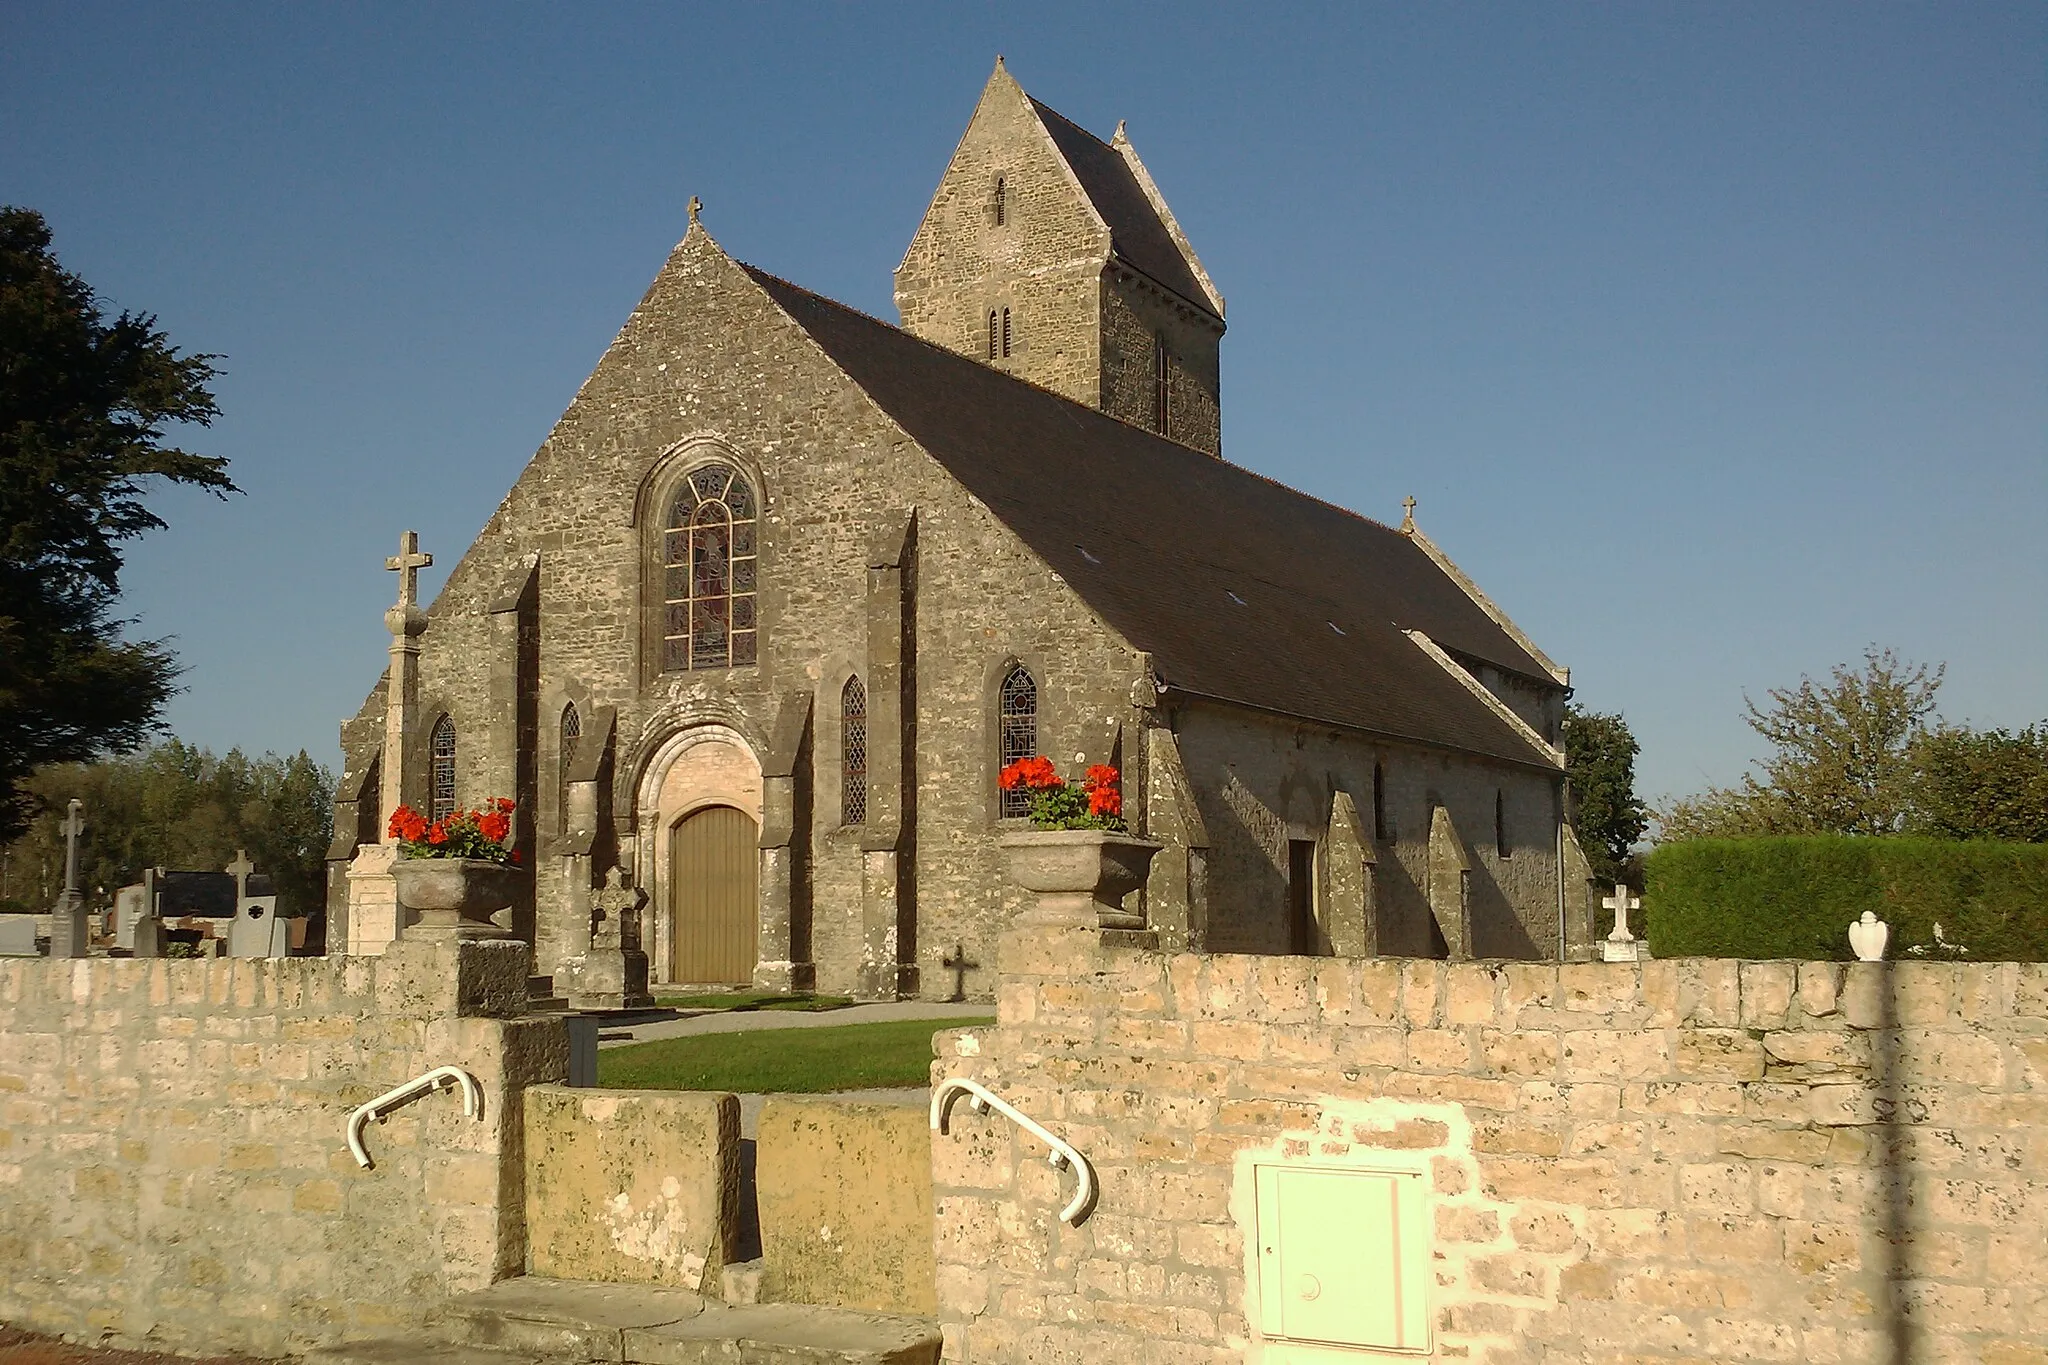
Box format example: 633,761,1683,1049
930,931,2047,1364
0,955,566,1357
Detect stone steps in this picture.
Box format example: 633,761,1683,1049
302,1276,940,1365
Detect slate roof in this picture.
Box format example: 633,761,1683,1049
744,267,1560,769
1029,101,1216,315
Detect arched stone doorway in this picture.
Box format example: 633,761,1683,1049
635,725,763,986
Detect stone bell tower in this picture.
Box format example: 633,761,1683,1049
895,58,1227,455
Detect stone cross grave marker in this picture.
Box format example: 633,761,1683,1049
593,867,642,951
1599,884,1642,963
50,799,90,958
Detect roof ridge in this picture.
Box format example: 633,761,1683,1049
738,262,1412,542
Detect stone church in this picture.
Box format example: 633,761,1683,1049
325,61,1600,1001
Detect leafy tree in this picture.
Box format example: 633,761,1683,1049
0,206,234,840
1662,647,1943,840
0,740,333,916
1907,724,2048,843
1563,704,1649,886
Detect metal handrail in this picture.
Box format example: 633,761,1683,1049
345,1065,482,1169
931,1076,1097,1225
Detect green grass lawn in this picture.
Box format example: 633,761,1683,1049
651,990,856,1013
596,1017,993,1093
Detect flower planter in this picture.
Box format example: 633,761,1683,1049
392,856,520,940
997,829,1162,930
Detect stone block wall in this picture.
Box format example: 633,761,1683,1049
523,1085,740,1291
930,932,2047,1363
0,954,566,1358
756,1096,938,1316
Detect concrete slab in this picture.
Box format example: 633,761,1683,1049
439,1274,712,1360
299,1343,554,1365
622,1302,939,1364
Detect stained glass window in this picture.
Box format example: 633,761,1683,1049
842,675,867,826
559,703,581,832
430,715,457,822
998,664,1036,818
662,463,758,671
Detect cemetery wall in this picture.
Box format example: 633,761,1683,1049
930,935,2048,1364
0,954,566,1358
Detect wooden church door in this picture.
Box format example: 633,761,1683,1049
668,805,759,984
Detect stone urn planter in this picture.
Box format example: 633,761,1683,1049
997,829,1162,930
392,857,520,940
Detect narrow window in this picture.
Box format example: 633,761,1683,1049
1153,334,1169,435
558,703,581,833
1002,307,1012,358
988,310,999,361
842,675,868,826
1373,762,1389,841
997,664,1037,818
661,463,759,671
993,175,1006,227
1496,790,1510,858
430,715,457,822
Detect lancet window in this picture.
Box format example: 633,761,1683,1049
842,675,868,826
998,664,1037,818
558,703,581,833
993,175,1006,226
662,463,758,671
430,715,457,822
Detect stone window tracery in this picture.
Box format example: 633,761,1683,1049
430,715,457,822
998,664,1037,818
559,703,581,833
842,675,868,826
662,463,758,671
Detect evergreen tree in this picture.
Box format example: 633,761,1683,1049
1563,704,1649,887
0,207,234,839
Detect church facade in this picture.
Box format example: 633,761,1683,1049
325,62,1599,1000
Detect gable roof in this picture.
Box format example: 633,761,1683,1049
743,266,1560,769
1029,100,1217,316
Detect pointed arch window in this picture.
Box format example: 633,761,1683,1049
842,675,868,826
1002,307,1012,358
662,463,758,671
430,715,457,822
558,703,582,833
998,664,1037,818
993,175,1006,227
987,310,999,361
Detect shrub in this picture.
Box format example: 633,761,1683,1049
1643,836,2048,961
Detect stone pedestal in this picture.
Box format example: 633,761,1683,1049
346,843,402,955
562,947,653,1011
377,935,533,1019
48,892,90,959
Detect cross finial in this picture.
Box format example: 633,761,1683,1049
1401,495,1417,532
688,195,702,228
385,530,432,609
226,849,255,886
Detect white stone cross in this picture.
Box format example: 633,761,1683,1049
385,530,433,610
1600,884,1642,963
59,799,85,895
226,849,255,897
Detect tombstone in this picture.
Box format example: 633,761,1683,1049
564,868,653,1010
225,850,289,958
0,916,39,956
1599,884,1644,963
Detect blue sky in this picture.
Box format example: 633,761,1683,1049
4,2,2042,809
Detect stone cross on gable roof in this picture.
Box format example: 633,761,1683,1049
386,530,433,610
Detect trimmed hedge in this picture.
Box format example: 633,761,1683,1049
1643,836,2048,962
